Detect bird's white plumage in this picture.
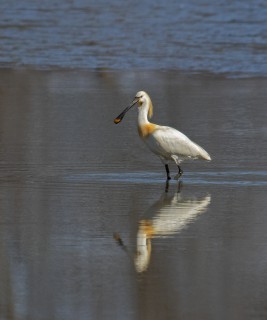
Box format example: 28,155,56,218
114,90,211,178
135,91,211,165
144,125,211,164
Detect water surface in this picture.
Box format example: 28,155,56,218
1,1,267,76
0,70,267,319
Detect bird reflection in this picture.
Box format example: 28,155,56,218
134,188,211,273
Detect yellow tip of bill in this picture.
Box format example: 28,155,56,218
114,118,121,124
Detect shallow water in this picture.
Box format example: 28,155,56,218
1,1,267,76
0,70,267,319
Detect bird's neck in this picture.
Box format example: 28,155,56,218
137,105,150,126
137,105,157,138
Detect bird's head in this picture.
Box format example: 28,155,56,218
135,91,153,117
114,91,153,124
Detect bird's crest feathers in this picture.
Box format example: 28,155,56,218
148,100,153,119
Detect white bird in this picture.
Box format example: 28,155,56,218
114,91,211,180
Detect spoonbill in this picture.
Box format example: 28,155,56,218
114,91,211,180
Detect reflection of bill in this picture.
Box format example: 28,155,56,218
135,193,211,273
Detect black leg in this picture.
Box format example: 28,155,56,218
165,164,171,180
165,180,170,193
175,165,183,179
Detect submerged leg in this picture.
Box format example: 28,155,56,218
178,165,183,176
171,155,183,180
165,164,171,180
174,165,183,180
165,179,170,193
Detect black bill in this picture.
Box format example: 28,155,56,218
114,97,139,124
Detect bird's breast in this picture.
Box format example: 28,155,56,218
138,123,157,138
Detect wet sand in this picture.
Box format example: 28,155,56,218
0,69,267,319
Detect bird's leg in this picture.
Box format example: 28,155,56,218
178,165,183,176
165,180,170,193
174,165,183,180
165,164,171,180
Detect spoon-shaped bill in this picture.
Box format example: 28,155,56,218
114,98,139,124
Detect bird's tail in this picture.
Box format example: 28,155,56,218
197,145,211,161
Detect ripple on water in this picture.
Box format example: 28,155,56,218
64,170,267,187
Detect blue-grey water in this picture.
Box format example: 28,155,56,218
1,1,267,319
0,70,267,319
1,0,267,76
